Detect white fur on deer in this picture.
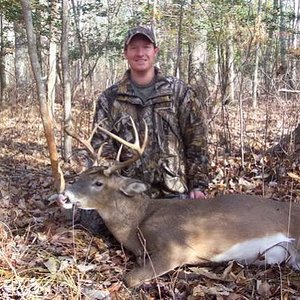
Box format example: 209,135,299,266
212,233,296,266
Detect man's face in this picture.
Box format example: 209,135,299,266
124,34,159,73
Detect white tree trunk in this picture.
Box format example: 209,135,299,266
14,20,31,89
62,0,72,160
252,0,262,109
227,22,235,103
47,0,59,116
291,0,300,82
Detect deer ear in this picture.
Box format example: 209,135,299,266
120,180,148,197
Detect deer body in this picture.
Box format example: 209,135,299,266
60,117,300,286
59,168,300,287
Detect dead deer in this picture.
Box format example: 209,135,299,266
58,117,300,287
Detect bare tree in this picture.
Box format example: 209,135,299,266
291,0,300,83
47,0,59,115
174,0,184,79
227,21,235,104
252,0,262,109
0,14,6,105
21,0,64,192
70,0,87,97
61,0,72,160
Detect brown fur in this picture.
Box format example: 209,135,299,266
60,167,300,287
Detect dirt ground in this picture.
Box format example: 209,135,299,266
1,96,300,299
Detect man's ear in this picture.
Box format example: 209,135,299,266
124,49,128,60
120,180,148,197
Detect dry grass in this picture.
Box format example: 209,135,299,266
1,95,300,299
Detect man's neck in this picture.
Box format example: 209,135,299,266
130,68,155,86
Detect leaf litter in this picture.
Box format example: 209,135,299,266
1,98,300,299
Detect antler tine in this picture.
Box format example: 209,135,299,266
97,116,148,156
97,116,148,176
141,118,148,153
64,119,106,166
64,126,96,159
116,144,124,162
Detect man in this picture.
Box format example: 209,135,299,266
80,26,209,233
93,25,208,197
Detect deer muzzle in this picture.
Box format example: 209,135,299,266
57,193,74,209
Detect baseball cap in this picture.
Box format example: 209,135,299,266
124,26,156,47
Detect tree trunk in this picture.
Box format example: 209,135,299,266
21,0,64,192
0,14,6,105
227,21,235,104
47,0,59,116
14,20,31,90
174,0,184,79
70,0,86,97
252,0,262,109
187,0,195,84
291,0,300,83
279,0,287,70
62,0,72,160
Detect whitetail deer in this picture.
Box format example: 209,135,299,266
58,117,300,287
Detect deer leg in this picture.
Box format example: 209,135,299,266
124,255,181,287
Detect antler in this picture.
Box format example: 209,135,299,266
97,116,148,176
64,120,106,166
65,116,148,175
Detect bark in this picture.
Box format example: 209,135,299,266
262,0,278,93
70,0,86,96
47,0,59,116
227,21,235,104
174,0,184,79
21,0,64,192
187,0,195,84
0,14,6,105
62,0,72,160
252,0,262,109
14,19,31,89
291,0,300,83
279,0,287,70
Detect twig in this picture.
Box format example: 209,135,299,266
278,88,300,93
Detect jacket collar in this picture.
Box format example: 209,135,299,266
116,67,173,105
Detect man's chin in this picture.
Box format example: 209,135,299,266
131,66,151,73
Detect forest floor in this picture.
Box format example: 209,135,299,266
1,94,300,299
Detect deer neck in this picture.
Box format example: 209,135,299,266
96,194,149,245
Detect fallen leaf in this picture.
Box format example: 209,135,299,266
44,257,59,274
287,172,300,182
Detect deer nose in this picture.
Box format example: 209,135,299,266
57,193,73,209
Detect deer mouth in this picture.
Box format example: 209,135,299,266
57,194,74,209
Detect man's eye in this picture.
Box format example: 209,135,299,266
94,181,103,187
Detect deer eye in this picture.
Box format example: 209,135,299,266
94,181,103,187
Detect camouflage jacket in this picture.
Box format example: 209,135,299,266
92,67,209,197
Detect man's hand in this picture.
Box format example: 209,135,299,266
189,189,206,199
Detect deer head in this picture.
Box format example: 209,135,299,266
58,116,149,209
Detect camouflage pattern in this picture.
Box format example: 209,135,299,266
91,67,209,198
125,26,156,48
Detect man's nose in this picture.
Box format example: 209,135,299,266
135,48,144,56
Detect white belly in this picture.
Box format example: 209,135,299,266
212,233,298,267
